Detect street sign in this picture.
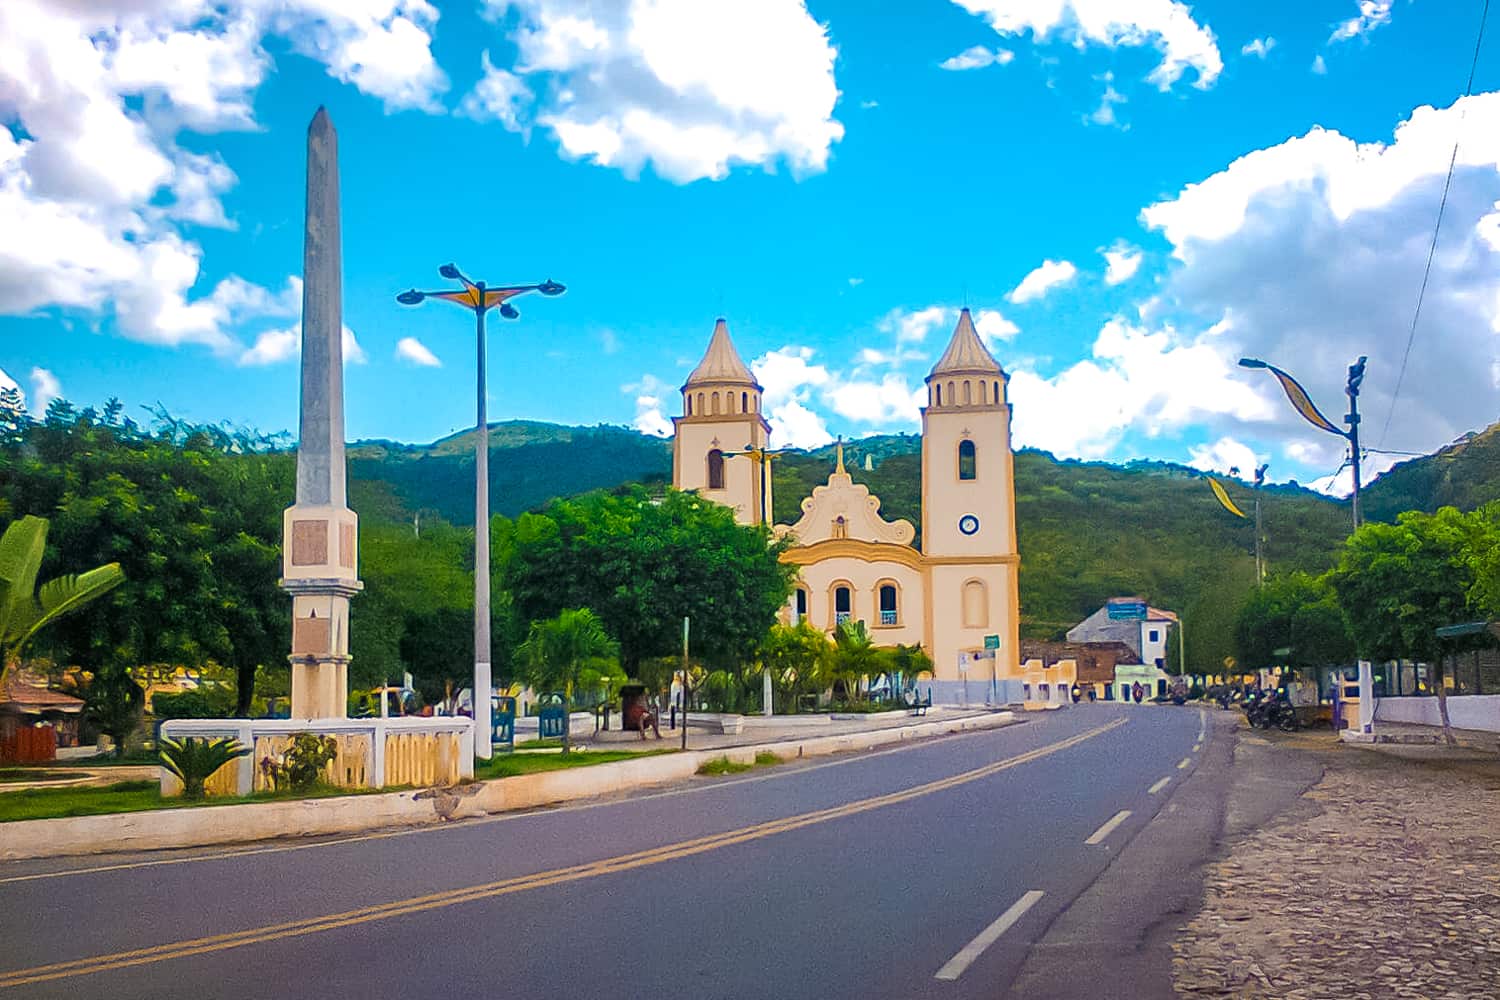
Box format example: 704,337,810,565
957,652,971,673
1107,598,1148,621
984,634,1000,650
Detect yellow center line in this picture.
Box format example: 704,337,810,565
0,718,1126,990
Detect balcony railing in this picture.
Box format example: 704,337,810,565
880,610,898,626
835,611,852,626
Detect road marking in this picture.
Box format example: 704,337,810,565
934,890,1045,981
0,720,1126,989
1083,810,1132,846
1177,757,1191,770
1197,712,1206,742
0,717,1035,886
1147,776,1171,795
1192,743,1202,752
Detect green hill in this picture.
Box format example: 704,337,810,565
343,416,1498,668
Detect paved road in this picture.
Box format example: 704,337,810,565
0,704,1211,999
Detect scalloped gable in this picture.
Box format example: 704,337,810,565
775,463,915,548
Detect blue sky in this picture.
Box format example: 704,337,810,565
2,0,1498,492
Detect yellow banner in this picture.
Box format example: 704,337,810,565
1270,366,1342,435
1209,477,1248,518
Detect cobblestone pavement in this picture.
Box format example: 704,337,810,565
1173,732,1500,1000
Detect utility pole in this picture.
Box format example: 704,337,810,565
1254,464,1268,586
680,616,690,751
1346,357,1366,531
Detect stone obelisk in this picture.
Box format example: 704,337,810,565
281,107,362,720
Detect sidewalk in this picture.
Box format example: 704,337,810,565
577,706,1004,752
1172,724,1500,999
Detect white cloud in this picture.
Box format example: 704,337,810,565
766,399,832,448
939,45,1013,71
1329,2,1392,44
1102,243,1143,285
238,322,366,366
395,336,441,367
623,374,672,437
1138,92,1500,470
457,50,532,130
752,346,836,447
882,305,951,344
1089,72,1127,127
847,277,864,287
859,99,879,109
1008,259,1079,303
950,0,1222,90
827,374,925,425
466,0,844,183
973,308,1019,345
1241,37,1275,59
1312,54,1328,75
29,367,62,415
1187,436,1262,478
0,1,446,358
599,329,620,355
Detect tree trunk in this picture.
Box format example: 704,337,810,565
1434,653,1457,748
562,675,573,755
235,660,255,716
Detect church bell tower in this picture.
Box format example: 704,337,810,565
672,318,771,525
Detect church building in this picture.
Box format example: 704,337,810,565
671,310,1022,704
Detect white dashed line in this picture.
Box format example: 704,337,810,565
1148,776,1171,795
934,890,1046,981
1084,809,1132,846
1177,757,1191,770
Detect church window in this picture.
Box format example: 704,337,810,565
712,392,720,415
963,380,972,405
935,384,942,407
697,393,705,415
962,579,988,629
958,440,977,481
707,449,725,490
948,381,956,406
879,584,898,626
686,395,693,416
832,515,848,539
793,587,809,625
834,585,852,626
741,391,748,413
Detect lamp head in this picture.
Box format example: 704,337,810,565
439,263,461,280
1238,357,1268,370
396,289,425,305
499,302,519,319
538,279,566,296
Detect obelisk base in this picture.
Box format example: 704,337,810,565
290,655,351,720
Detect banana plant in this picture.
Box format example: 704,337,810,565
0,515,125,681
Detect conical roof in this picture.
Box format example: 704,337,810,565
684,318,757,388
929,308,1003,377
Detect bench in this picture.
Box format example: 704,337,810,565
906,691,932,717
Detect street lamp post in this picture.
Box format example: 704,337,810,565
397,265,565,759
1238,356,1367,532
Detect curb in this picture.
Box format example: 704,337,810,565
0,710,1017,861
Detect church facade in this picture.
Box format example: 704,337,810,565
671,310,1021,703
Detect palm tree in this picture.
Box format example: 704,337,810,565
888,644,934,703
759,622,832,713
829,620,887,706
516,608,619,753
0,515,124,683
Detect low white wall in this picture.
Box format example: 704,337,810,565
0,711,1015,861
1374,694,1500,733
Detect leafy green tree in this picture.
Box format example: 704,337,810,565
0,515,124,681
1331,507,1495,745
400,606,476,706
1464,502,1500,618
516,608,618,753
1234,572,1354,675
84,665,145,757
756,622,831,713
888,643,934,698
507,488,794,676
159,736,249,799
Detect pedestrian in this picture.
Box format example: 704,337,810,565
1132,681,1144,704
1087,687,1096,702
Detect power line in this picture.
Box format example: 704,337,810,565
1379,0,1491,447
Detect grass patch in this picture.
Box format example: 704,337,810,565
0,778,400,823
697,757,752,776
754,751,783,767
473,748,676,781
513,738,564,750
0,769,78,784
44,750,163,767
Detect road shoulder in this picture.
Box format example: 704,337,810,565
1004,710,1323,1000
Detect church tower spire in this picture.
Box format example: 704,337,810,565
672,318,771,525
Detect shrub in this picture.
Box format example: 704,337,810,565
159,737,250,799
153,688,235,720
260,733,339,792
696,757,751,776
753,751,781,766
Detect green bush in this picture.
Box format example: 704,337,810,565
753,751,781,766
260,733,339,792
159,737,250,799
697,757,752,776
152,688,235,720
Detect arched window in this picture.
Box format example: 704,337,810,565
934,384,942,407
963,380,972,405
947,381,956,406
685,395,693,416
741,391,748,413
994,381,1001,405
831,515,848,539
793,587,809,625
707,449,725,490
962,579,988,629
958,439,977,481
834,585,852,626
711,392,720,415
879,583,898,626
